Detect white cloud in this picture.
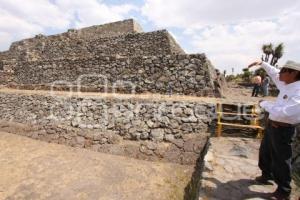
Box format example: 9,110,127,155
188,16,300,73
0,9,43,35
0,0,137,51
142,0,300,73
0,0,70,30
55,0,138,28
142,0,299,29
0,32,14,51
1,0,299,75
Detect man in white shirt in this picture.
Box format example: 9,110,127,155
248,60,300,200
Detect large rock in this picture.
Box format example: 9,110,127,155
150,128,165,141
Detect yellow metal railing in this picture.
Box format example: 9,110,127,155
216,103,264,138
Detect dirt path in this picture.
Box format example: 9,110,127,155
0,85,275,105
0,132,194,200
222,82,275,104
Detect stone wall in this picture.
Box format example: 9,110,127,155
90,30,183,57
5,19,142,62
167,32,184,55
0,52,5,62
0,52,8,67
0,60,3,71
74,18,143,40
11,54,218,97
0,71,12,84
1,19,183,63
0,59,14,84
0,92,213,164
9,19,141,51
0,18,219,97
4,30,184,62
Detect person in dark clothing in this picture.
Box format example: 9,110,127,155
262,75,270,96
251,73,262,97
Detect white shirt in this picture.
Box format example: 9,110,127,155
259,62,300,125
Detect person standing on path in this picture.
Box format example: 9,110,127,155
248,60,300,200
262,75,270,96
251,73,262,97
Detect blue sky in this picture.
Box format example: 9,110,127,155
0,0,300,74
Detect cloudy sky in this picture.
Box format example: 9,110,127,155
0,0,299,74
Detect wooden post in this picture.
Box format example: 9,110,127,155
216,103,222,137
252,105,263,139
250,105,257,126
257,129,263,139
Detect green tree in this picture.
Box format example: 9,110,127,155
261,42,284,66
262,43,273,62
270,43,284,66
242,68,252,82
225,74,235,82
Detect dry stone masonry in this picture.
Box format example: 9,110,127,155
11,54,216,96
0,18,221,167
0,92,212,165
0,18,299,197
0,19,219,97
7,19,144,61
6,30,183,62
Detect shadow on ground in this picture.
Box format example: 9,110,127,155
183,140,210,200
200,177,272,200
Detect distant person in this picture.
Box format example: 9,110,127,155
251,73,262,97
248,60,300,200
262,75,270,96
213,70,223,98
213,69,221,97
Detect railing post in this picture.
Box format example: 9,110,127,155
216,103,222,137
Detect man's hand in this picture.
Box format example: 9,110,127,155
258,99,265,108
248,60,262,68
258,99,264,104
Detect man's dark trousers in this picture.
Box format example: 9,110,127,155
258,121,295,195
252,84,260,96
